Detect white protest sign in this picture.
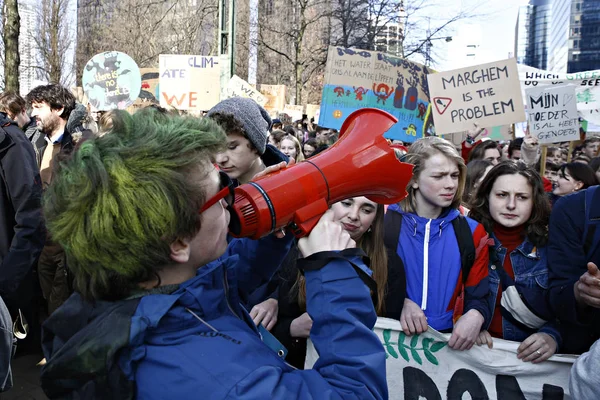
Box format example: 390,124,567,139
159,55,220,111
283,104,304,122
226,75,268,106
427,58,526,135
306,318,575,399
526,85,579,144
519,65,600,111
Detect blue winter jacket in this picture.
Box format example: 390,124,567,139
40,234,387,399
387,204,491,331
486,235,561,348
548,187,600,353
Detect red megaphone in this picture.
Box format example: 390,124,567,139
228,108,414,239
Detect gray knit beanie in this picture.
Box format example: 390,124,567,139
207,97,272,155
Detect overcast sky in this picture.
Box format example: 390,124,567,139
434,0,531,70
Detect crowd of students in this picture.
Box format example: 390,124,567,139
0,87,598,398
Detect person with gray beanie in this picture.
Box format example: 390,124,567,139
207,98,287,184
207,97,290,331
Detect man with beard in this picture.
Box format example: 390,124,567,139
26,84,92,317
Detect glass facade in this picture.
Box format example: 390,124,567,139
515,6,532,65
569,0,600,72
515,0,551,70
548,0,572,72
529,0,552,70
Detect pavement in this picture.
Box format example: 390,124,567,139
3,352,47,400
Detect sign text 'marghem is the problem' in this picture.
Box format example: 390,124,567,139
442,66,510,90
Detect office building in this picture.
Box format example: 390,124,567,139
548,0,571,73
568,0,600,72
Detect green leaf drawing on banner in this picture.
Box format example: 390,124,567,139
410,347,423,365
422,338,433,351
383,329,398,359
385,332,446,365
397,332,409,361
421,338,438,365
430,341,447,353
410,334,419,349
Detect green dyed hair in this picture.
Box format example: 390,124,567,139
43,109,227,301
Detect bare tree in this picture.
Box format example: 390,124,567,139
3,0,20,91
258,0,331,105
32,0,73,85
76,0,218,84
400,0,486,63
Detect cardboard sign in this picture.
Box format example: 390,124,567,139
319,46,435,143
428,58,526,135
139,68,160,103
283,104,304,122
82,51,142,111
227,75,268,106
306,318,575,399
526,85,579,144
159,55,220,111
260,84,287,114
306,104,320,121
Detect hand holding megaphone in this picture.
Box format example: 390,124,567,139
228,108,414,239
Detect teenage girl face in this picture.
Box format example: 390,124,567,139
331,197,377,241
280,138,297,161
553,168,583,196
413,153,460,215
488,173,533,229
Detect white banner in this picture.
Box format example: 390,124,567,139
226,75,268,106
306,318,576,399
519,65,600,112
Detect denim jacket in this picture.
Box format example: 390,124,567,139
486,235,562,349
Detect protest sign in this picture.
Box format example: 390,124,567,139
519,65,600,111
306,318,575,399
319,46,434,143
306,104,320,121
283,104,304,122
260,84,287,114
159,55,220,111
427,58,526,135
139,68,160,103
227,75,268,106
526,85,579,144
82,51,141,111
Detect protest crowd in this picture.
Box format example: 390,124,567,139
0,52,599,400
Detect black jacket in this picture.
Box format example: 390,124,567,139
0,113,45,298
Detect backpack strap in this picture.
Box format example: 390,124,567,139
384,210,402,253
584,186,600,259
383,210,407,319
451,216,476,284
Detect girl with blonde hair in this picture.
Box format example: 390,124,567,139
385,136,491,351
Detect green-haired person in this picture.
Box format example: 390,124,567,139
39,109,387,400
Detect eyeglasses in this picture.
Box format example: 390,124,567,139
200,171,235,213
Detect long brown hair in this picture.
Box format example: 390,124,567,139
294,203,388,315
469,161,551,247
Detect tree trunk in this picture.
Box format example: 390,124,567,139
4,0,21,92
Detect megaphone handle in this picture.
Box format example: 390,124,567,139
289,198,329,238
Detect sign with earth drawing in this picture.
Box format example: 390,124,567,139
319,46,435,143
82,51,142,111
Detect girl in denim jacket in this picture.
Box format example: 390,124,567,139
470,161,561,363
